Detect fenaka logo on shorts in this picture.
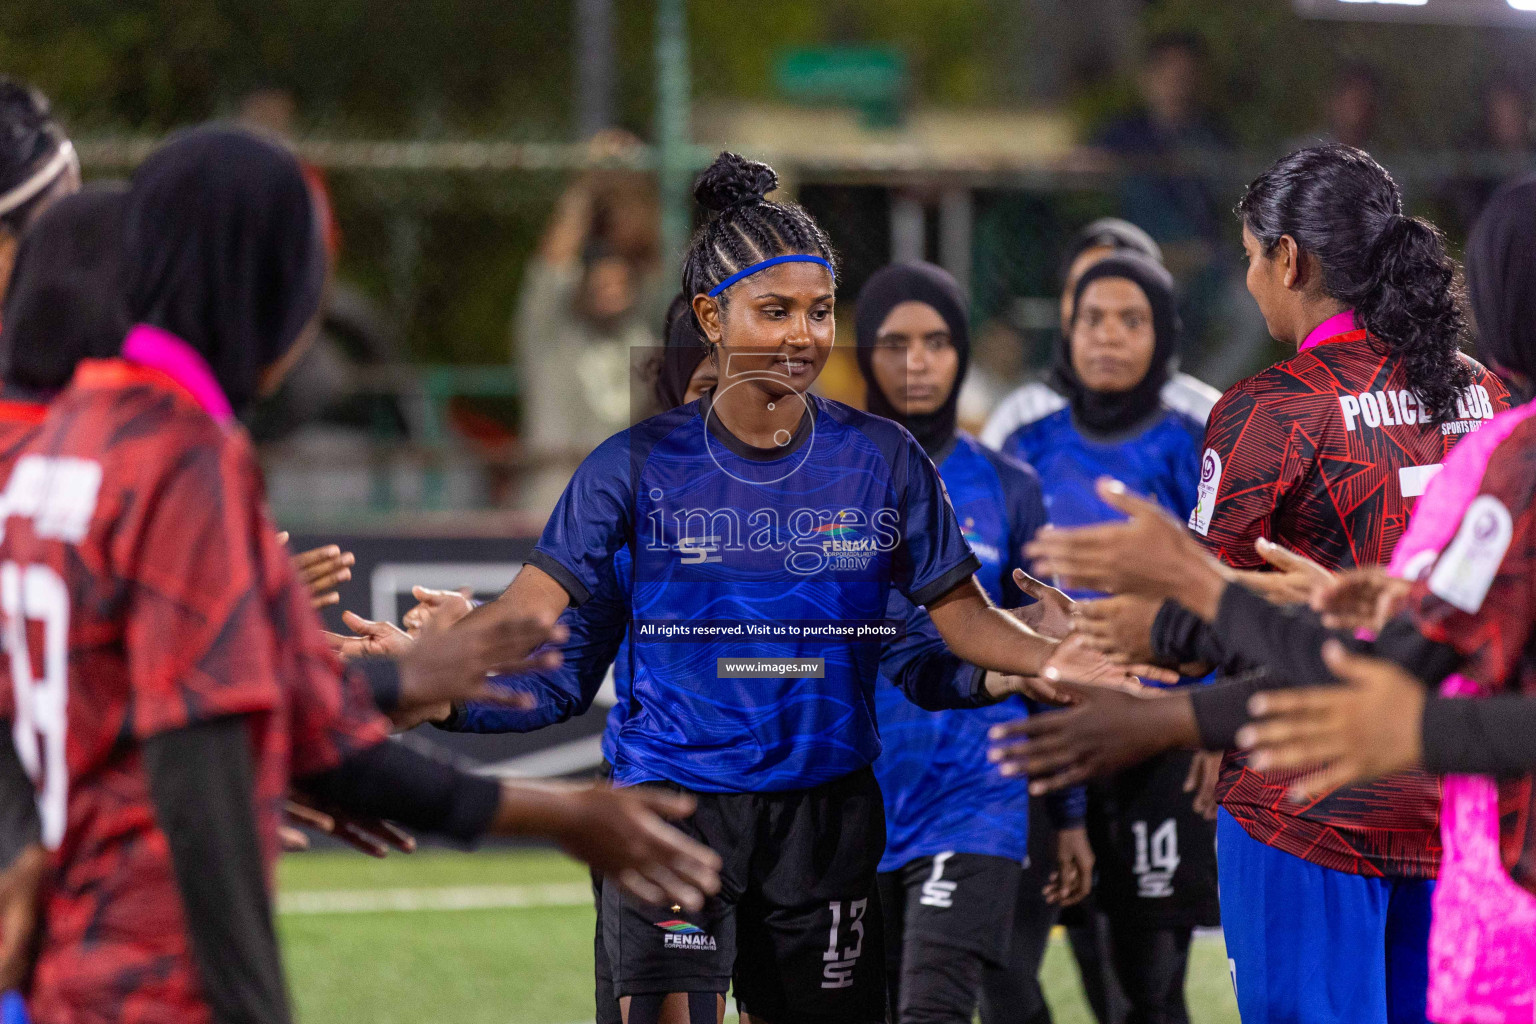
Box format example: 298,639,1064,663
655,919,717,951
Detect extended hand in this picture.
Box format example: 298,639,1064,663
1045,825,1094,906
1236,641,1425,801
1242,537,1333,606
1009,568,1076,640
1311,567,1411,633
324,610,413,662
1071,594,1163,666
1025,479,1221,606
546,784,722,913
989,681,1198,794
277,532,356,610
403,586,476,637
1183,749,1222,820
285,794,417,858
393,604,567,719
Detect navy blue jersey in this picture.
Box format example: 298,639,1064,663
874,434,1082,869
450,554,983,748
525,393,979,792
998,406,1204,599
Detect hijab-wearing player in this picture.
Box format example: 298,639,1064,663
0,126,720,1024
996,252,1218,1024
469,151,1131,1024
1001,145,1510,1024
980,217,1218,450
852,261,1093,1024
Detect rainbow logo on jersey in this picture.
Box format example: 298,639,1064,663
655,920,704,934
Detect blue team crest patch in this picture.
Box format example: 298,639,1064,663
959,518,1000,564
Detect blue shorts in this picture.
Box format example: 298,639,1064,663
1217,809,1432,1024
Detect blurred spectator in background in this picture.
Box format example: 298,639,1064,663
1093,32,1231,367
1443,76,1534,233
237,88,411,451
514,130,667,514
239,87,341,262
1319,66,1381,151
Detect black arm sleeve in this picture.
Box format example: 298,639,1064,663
1421,694,1536,776
143,717,291,1024
1152,600,1240,671
352,657,402,716
0,730,40,870
1186,585,1465,750
295,739,502,846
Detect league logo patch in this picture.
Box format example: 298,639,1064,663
1427,494,1513,613
655,919,717,951
1189,449,1221,537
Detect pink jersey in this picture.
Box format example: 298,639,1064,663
1388,401,1536,1024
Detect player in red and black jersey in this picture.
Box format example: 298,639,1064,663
0,126,719,1024
996,146,1508,1024
0,185,129,1000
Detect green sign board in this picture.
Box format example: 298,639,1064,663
773,46,908,127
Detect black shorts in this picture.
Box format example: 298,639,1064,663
878,852,1022,968
601,766,887,1023
1086,749,1220,929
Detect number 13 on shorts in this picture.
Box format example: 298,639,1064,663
821,898,867,989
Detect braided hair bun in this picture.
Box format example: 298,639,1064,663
692,152,778,214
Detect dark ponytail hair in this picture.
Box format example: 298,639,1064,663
682,152,837,304
1237,144,1471,421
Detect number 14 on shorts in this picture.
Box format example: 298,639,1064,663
1132,819,1181,898
821,899,867,989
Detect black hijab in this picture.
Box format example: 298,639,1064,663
0,184,129,394
123,125,325,415
654,292,709,409
1054,252,1179,436
854,261,969,457
1466,175,1536,398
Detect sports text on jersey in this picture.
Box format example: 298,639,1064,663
1338,384,1496,433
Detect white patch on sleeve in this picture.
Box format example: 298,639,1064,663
1398,463,1444,499
1189,449,1222,536
1427,494,1513,613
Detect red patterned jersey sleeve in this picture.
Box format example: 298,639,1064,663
1188,384,1299,570
1410,428,1536,696
114,427,286,740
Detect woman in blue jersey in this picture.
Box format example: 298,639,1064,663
472,152,1133,1024
997,252,1219,1024
853,261,1094,1024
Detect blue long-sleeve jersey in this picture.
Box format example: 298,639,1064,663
873,433,1084,871
998,406,1204,599
448,394,994,792
448,547,986,748
997,404,1212,687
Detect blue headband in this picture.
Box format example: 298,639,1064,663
705,254,835,298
